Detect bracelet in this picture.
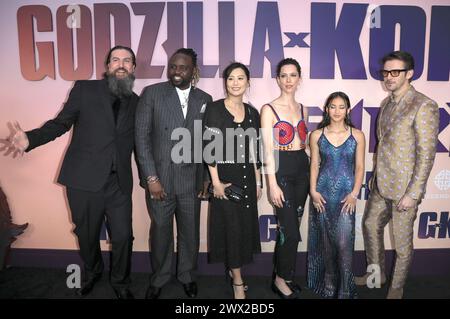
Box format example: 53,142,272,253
147,176,159,184
256,182,262,187
350,193,358,200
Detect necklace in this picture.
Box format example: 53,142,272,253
180,90,189,109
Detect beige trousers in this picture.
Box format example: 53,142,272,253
362,185,418,288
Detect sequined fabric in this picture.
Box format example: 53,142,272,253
307,132,357,299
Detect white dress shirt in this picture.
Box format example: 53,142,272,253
175,86,191,119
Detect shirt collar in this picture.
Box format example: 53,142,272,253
175,85,191,96
389,85,415,104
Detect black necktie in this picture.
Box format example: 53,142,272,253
112,97,121,124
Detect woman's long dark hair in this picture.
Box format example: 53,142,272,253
317,91,354,129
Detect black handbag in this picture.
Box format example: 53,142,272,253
208,182,244,203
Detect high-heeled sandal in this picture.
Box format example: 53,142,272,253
232,282,247,299
227,270,248,291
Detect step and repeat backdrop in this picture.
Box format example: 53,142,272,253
0,0,449,254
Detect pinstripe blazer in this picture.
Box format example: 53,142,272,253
135,81,212,194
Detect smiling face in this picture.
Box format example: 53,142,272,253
225,67,249,98
382,59,413,94
167,53,194,89
107,48,135,79
276,64,300,93
326,96,349,122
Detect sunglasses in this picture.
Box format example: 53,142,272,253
379,69,409,77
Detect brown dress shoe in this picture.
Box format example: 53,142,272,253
387,287,403,299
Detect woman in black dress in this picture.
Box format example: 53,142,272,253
203,62,262,299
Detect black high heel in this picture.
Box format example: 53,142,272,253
227,270,248,291
285,281,302,295
271,281,297,299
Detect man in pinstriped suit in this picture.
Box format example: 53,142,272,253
135,48,212,299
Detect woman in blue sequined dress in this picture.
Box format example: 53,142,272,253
307,92,365,298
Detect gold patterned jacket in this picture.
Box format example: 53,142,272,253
374,85,440,201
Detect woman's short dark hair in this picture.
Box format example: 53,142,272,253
105,45,136,67
381,50,415,70
222,62,250,92
276,58,301,77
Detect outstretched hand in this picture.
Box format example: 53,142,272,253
0,122,29,158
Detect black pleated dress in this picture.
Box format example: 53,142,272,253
203,99,262,268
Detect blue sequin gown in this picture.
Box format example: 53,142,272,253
307,129,358,299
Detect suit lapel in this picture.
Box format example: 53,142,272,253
184,88,202,127
165,86,185,125
389,97,410,128
377,99,389,141
379,86,416,141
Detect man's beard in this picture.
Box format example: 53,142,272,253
106,69,135,97
169,75,191,89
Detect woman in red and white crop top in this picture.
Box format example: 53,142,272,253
261,58,310,299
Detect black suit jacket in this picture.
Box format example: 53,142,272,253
26,79,139,194
135,81,212,194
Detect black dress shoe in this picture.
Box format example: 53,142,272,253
285,281,302,295
271,282,297,299
76,275,101,296
114,288,134,299
183,282,198,298
145,285,161,299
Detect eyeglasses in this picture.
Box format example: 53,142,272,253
379,69,409,77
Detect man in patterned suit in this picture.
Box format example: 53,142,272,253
355,51,440,299
135,48,212,299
